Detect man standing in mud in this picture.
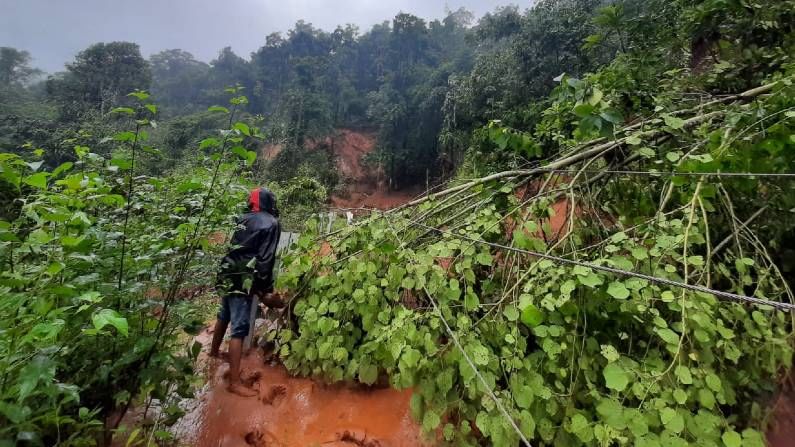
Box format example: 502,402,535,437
210,187,281,397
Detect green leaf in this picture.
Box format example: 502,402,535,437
18,356,55,400
722,430,741,447
469,344,490,366
114,131,136,142
52,162,74,177
402,348,422,367
520,304,544,328
503,305,520,322
579,273,604,288
706,373,722,392
656,328,680,345
475,252,493,266
603,363,629,391
626,135,642,145
464,291,479,311
358,363,378,385
110,157,132,170
145,104,157,114
600,108,624,124
127,91,150,101
233,122,251,136
111,107,135,115
23,172,48,189
422,410,441,432
199,138,221,150
574,103,595,117
698,388,715,409
660,408,684,433
637,147,656,158
208,105,230,114
600,344,620,362
674,365,692,384
607,282,630,300
92,309,129,336
663,114,686,130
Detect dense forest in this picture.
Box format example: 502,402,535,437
1,0,795,445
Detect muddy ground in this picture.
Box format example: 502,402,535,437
172,327,425,447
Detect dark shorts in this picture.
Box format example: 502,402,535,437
216,270,271,339
217,295,253,339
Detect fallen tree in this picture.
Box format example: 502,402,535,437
275,74,795,446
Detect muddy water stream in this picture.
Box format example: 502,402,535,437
193,329,425,447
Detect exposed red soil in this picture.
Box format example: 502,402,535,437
263,128,419,211
504,180,581,244
327,129,422,211
262,143,283,162
767,373,795,447
195,327,426,447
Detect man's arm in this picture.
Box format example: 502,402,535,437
253,221,281,294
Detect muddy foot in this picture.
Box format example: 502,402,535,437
261,385,287,406
209,351,230,362
227,382,258,397
245,429,281,447
241,370,263,387
338,430,383,447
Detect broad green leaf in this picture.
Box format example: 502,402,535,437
600,108,623,124
674,365,692,384
706,373,722,392
663,114,686,130
503,305,519,322
626,135,642,145
607,282,630,300
358,363,378,385
233,122,251,136
111,107,135,115
92,309,129,336
657,328,680,345
422,410,441,432
208,105,230,114
520,304,544,328
469,344,490,366
199,138,221,149
603,363,629,391
698,388,715,409
127,91,150,100
673,389,687,404
579,273,603,288
721,430,741,447
23,172,48,189
659,408,684,433
600,344,620,362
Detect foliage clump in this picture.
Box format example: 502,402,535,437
0,90,261,444
276,1,795,445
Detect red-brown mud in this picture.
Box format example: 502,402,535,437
264,128,419,211
327,129,422,211
196,329,426,447
767,373,795,447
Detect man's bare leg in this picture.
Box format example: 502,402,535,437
227,337,257,397
209,319,229,359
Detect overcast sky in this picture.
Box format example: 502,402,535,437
0,0,526,73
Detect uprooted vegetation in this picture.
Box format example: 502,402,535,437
276,74,795,445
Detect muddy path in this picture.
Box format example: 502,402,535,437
188,327,425,447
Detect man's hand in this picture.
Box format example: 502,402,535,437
258,292,285,308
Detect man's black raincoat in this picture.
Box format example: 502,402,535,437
218,188,281,296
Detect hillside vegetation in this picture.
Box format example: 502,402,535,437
0,0,794,446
